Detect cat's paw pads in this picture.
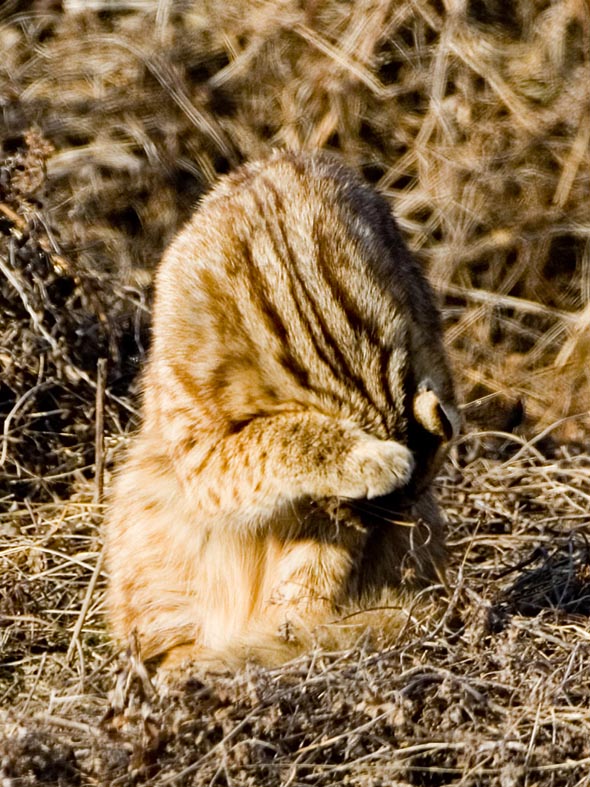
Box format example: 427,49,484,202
337,437,415,500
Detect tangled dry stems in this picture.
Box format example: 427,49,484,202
1,0,590,784
2,434,590,785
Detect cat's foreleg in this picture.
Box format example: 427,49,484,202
172,411,415,526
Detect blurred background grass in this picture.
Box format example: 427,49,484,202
1,0,589,502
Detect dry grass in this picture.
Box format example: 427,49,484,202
1,0,590,784
2,435,590,785
2,0,589,427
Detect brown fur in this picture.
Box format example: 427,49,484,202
105,151,460,668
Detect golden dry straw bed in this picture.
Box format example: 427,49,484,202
0,0,590,784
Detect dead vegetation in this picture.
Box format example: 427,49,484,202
2,437,590,786
1,0,590,784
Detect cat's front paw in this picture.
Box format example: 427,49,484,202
334,436,415,500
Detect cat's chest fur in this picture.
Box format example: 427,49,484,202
106,150,459,667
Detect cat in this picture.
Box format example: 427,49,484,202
105,150,460,669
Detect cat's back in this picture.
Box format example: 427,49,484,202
147,150,452,443
158,151,430,318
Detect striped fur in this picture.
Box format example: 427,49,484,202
106,151,459,668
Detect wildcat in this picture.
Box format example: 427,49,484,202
106,150,460,668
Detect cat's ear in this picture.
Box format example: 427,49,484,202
413,380,461,441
